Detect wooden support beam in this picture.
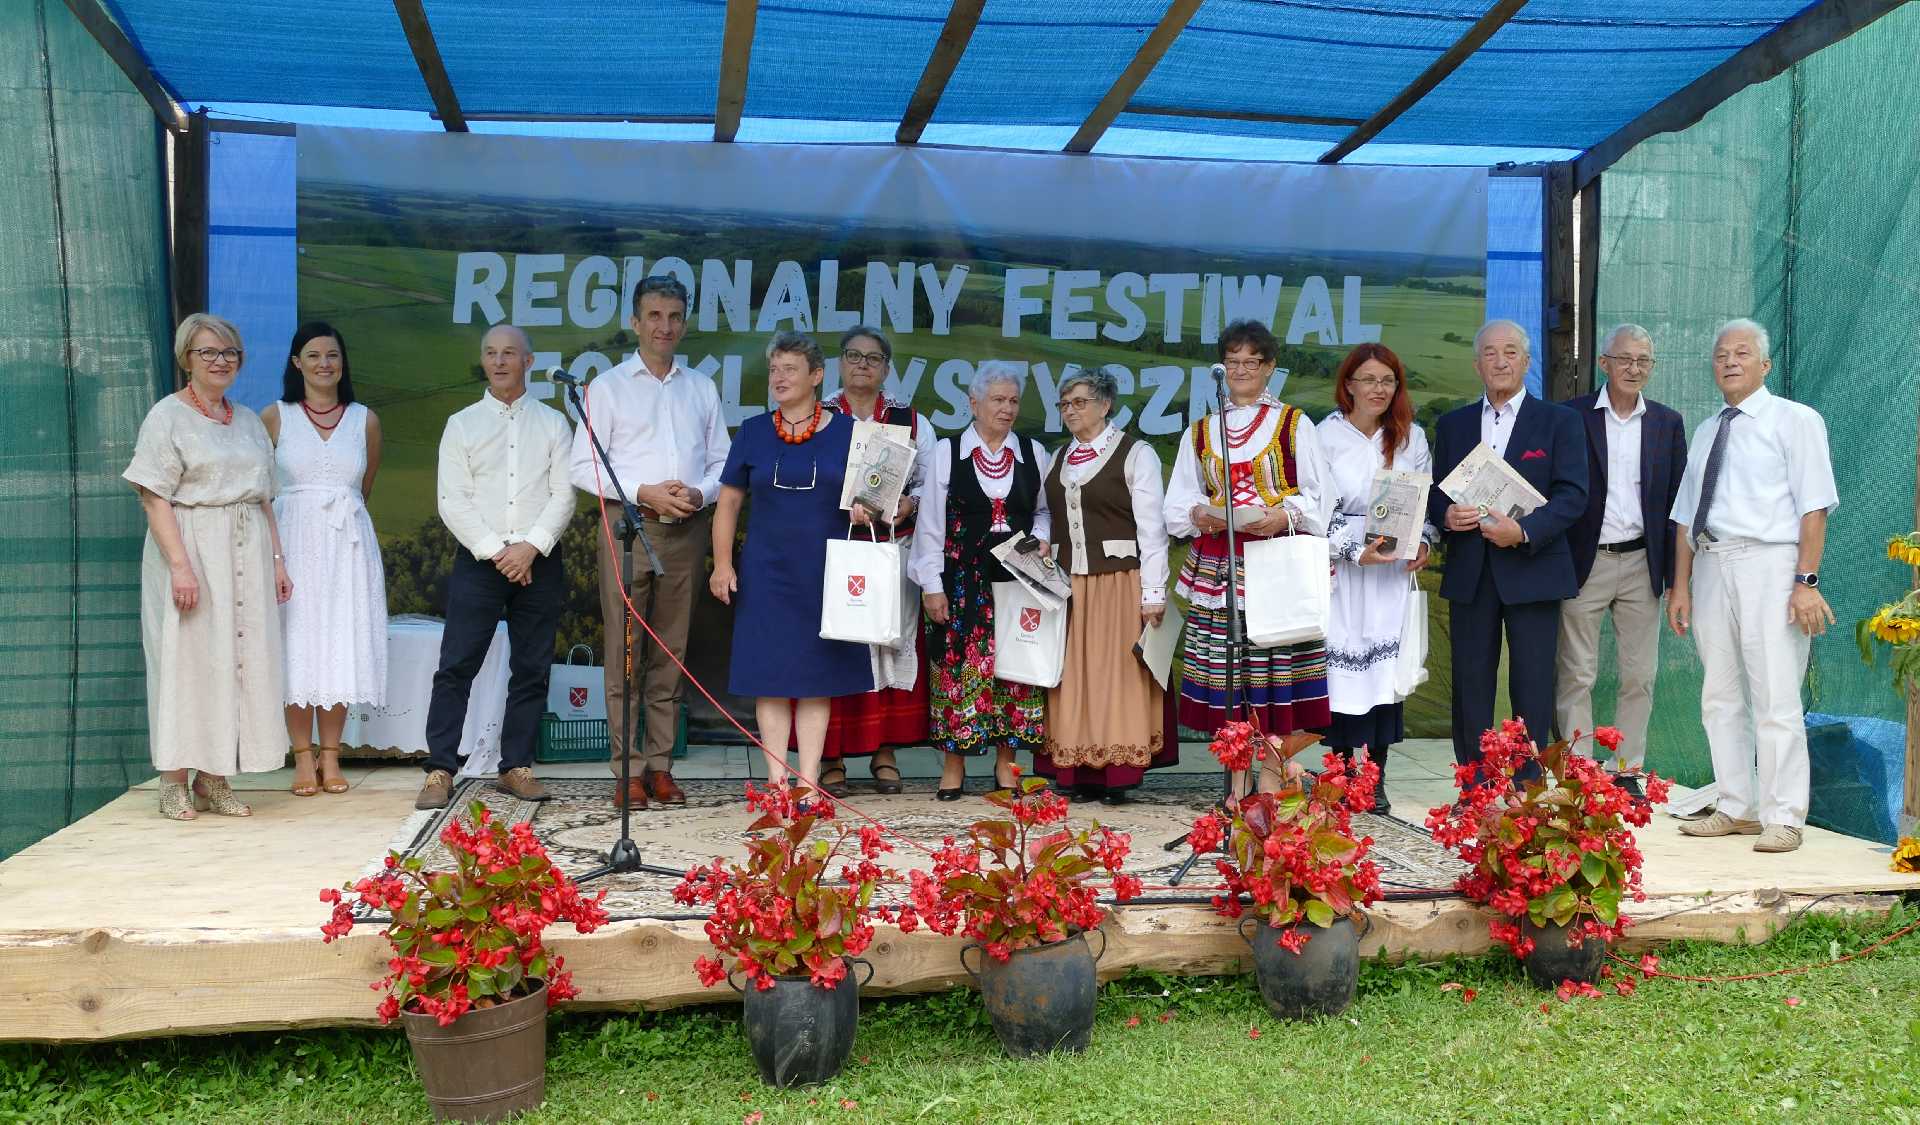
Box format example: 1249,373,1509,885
1576,0,1910,188
1065,0,1204,154
168,111,210,337
1574,176,1600,397
1542,161,1578,402
714,0,759,143
58,0,187,133
896,0,986,145
457,113,713,125
1906,402,1920,838
1124,103,1365,128
392,0,466,133
1320,0,1530,164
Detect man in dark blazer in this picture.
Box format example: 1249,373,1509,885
1554,325,1688,797
1427,320,1588,781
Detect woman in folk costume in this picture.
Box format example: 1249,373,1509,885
1164,319,1334,795
1036,365,1175,805
906,362,1053,800
812,326,937,797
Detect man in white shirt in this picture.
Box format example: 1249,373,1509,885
419,325,577,810
1670,318,1838,854
1555,325,1689,795
569,276,729,809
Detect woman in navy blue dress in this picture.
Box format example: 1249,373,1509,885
710,332,874,789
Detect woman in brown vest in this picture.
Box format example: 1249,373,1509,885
1037,367,1175,805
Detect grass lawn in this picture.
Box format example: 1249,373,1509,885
7,907,1918,1122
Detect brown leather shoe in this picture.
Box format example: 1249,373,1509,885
615,777,649,810
493,766,550,802
415,769,454,811
645,770,686,806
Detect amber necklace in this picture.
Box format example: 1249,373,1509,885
183,382,232,425
775,403,824,444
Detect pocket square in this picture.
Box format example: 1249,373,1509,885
1521,448,1546,460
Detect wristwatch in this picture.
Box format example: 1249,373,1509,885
1795,572,1819,588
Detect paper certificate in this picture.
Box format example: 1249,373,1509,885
1438,444,1547,523
990,536,1072,610
1134,602,1185,691
1365,469,1431,559
842,422,916,520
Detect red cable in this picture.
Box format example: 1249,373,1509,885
1607,915,1920,984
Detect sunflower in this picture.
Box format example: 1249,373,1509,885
1888,533,1920,568
1894,836,1920,874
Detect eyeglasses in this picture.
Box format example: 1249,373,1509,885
1222,359,1269,373
772,455,817,491
1602,355,1656,371
190,347,242,365
1056,396,1099,412
841,349,887,367
1348,376,1396,390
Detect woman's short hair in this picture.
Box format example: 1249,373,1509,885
1060,364,1119,407
1218,319,1278,364
969,360,1026,401
281,322,356,405
173,312,243,371
839,325,892,365
765,330,825,372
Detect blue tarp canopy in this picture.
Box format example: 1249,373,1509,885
95,1,1877,166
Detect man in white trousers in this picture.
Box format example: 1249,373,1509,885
1667,319,1837,854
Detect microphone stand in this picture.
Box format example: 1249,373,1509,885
564,378,685,883
1164,363,1252,884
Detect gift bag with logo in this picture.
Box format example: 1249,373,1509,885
992,581,1067,688
1392,574,1430,700
547,644,605,721
1242,534,1331,647
820,528,904,646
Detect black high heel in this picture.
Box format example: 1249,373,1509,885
935,785,965,802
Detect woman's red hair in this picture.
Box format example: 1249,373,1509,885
1333,343,1414,467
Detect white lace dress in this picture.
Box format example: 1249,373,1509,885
273,403,387,708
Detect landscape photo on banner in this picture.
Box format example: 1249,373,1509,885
292,126,1488,738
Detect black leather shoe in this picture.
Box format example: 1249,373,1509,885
1371,786,1391,815
935,786,965,802
1100,789,1131,806
1617,774,1646,800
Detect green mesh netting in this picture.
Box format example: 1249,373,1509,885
0,0,170,859
1593,6,1919,838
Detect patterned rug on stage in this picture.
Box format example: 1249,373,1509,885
376,777,1468,920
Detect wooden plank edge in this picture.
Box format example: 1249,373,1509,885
58,0,187,132
896,0,987,145
1064,0,1204,154
714,0,760,142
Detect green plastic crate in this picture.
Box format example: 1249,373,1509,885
536,706,688,764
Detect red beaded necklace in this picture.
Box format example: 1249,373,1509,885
302,399,345,432
971,443,1014,479
1224,403,1270,449
829,391,891,421
775,403,824,445
183,383,232,425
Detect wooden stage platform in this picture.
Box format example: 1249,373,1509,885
3,741,1915,1043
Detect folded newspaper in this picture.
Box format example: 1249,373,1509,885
1365,469,1431,559
841,421,916,520
1437,444,1547,522
990,535,1072,610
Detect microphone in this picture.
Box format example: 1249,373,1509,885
1210,362,1227,384
547,366,583,387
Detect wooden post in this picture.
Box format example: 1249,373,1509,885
1905,402,1920,838
1575,176,1600,398
167,110,209,338
1542,161,1577,401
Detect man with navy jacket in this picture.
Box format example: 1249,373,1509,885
1555,325,1688,796
1427,320,1589,781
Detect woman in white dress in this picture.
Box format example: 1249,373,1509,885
1317,343,1434,813
125,313,294,820
261,323,388,797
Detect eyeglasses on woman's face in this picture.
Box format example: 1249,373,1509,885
191,347,243,365
1056,395,1099,413
1348,375,1396,390
841,348,887,368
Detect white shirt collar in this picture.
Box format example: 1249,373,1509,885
630,353,682,384
1071,424,1118,452
1481,392,1524,417
1727,384,1775,417
1595,388,1647,421
483,388,528,415
960,425,1023,461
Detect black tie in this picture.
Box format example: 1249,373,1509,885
1690,406,1741,543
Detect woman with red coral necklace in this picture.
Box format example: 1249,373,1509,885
906,363,1052,800
260,322,388,799
711,333,874,793
124,313,295,820
1163,319,1333,800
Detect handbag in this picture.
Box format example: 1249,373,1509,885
1393,574,1430,700
546,644,605,721
1242,534,1331,647
991,581,1068,689
820,525,905,646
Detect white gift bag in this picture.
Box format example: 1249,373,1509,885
991,581,1067,688
1393,575,1430,700
1242,535,1331,647
820,531,905,646
547,644,605,721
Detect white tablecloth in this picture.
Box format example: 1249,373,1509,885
343,615,511,776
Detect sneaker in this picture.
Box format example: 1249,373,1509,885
493,766,550,802
1753,825,1803,853
415,769,454,811
1677,810,1762,837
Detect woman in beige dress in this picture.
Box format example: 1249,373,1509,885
124,313,294,820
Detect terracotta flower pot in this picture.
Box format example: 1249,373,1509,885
1522,918,1606,989
1240,915,1359,1020
400,980,548,1123
962,929,1106,1058
737,957,873,1087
